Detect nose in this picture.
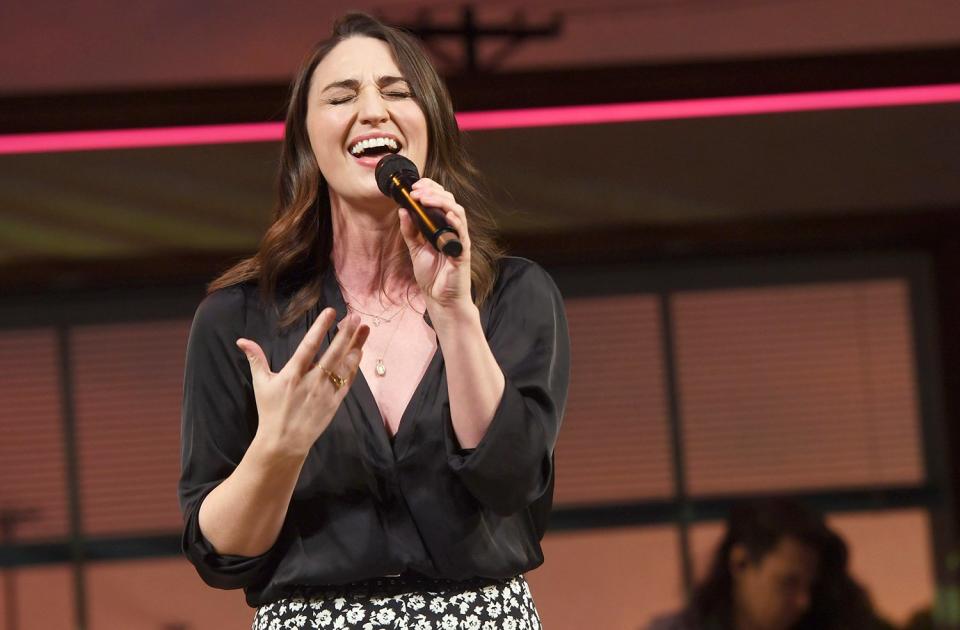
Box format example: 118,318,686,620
357,86,389,124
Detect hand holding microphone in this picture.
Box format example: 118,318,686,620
375,154,463,257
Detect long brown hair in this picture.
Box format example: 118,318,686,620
209,13,502,328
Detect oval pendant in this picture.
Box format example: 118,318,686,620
375,359,386,377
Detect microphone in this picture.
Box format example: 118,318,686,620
375,154,463,257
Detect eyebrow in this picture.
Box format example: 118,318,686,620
320,75,410,93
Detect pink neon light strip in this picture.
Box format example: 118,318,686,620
1,83,958,155
456,83,960,130
0,122,284,155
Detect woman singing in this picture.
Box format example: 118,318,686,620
178,12,569,629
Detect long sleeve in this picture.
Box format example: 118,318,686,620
178,285,274,589
444,259,570,515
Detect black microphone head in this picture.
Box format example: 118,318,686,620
375,154,419,196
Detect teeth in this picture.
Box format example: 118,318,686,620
349,136,400,156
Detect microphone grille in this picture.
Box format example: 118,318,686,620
375,154,419,196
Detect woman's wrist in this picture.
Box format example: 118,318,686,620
427,299,481,335
249,429,311,467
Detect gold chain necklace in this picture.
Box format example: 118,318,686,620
334,274,414,375
336,278,405,327
365,302,408,377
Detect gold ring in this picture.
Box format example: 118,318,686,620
318,364,346,390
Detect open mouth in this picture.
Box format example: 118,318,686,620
348,136,402,159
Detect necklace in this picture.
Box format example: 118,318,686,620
367,302,407,377
344,301,405,327
337,278,404,327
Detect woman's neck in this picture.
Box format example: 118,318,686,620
329,194,410,302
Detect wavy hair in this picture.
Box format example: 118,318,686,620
689,499,888,630
209,13,502,328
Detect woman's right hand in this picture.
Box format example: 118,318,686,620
235,308,369,460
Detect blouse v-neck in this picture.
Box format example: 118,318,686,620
323,269,440,456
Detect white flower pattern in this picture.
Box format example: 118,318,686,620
252,576,538,630
408,595,425,611
315,610,333,626
376,608,397,625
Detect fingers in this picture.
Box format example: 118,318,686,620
398,207,427,255
337,346,364,393
410,180,470,255
286,307,337,376
312,314,366,387
410,179,457,210
338,324,370,388
443,208,471,254
410,178,447,195
236,338,271,387
336,320,370,369
347,321,371,355
314,322,369,394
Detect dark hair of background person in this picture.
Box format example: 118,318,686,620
209,13,503,328
689,498,892,630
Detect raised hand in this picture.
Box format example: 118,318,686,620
398,178,473,312
235,309,369,459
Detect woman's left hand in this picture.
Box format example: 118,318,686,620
398,178,473,312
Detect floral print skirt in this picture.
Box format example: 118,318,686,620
252,574,541,630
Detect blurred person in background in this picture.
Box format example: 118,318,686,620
177,12,569,630
648,499,893,630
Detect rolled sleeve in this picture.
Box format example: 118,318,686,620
446,260,570,515
178,286,273,589
181,481,274,589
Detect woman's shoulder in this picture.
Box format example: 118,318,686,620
196,282,248,316
482,256,564,329
191,281,260,334
493,256,558,295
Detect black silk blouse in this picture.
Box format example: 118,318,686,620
178,257,570,607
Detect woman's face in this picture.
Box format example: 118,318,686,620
731,537,819,630
306,36,428,208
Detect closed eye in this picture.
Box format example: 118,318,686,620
326,94,356,105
